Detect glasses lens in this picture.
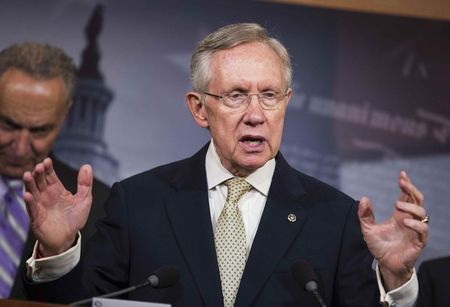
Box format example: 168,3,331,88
260,92,283,109
223,93,247,109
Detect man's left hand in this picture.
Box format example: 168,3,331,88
358,171,428,291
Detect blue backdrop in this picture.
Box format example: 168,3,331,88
1,0,449,262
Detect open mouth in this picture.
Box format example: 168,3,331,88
240,135,265,148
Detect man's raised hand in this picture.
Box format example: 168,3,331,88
23,158,93,257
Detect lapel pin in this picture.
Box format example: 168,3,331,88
287,213,297,222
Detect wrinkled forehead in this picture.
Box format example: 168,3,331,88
0,68,71,102
208,42,287,90
0,69,69,122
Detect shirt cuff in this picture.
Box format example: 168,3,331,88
26,232,82,282
376,263,418,307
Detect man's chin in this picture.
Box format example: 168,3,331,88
234,157,270,176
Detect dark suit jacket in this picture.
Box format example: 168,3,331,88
9,154,110,299
417,256,450,307
26,144,379,306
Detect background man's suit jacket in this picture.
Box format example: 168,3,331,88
9,154,110,299
417,256,450,307
26,144,379,306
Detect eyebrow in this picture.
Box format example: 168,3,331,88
0,115,56,132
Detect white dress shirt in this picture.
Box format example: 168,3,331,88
206,139,274,255
27,141,417,306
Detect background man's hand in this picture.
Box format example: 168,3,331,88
358,171,428,290
23,157,93,257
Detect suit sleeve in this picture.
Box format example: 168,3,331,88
24,182,130,304
333,201,380,307
416,261,433,307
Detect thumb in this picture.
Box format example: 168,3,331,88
76,164,93,201
358,196,376,228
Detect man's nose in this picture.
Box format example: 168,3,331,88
13,130,31,157
243,95,265,125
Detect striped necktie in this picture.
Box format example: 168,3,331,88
0,177,28,298
215,177,251,307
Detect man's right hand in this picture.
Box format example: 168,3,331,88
23,157,93,257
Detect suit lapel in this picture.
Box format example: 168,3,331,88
235,154,309,307
164,145,223,307
10,230,35,298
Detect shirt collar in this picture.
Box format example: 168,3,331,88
0,176,23,215
205,139,276,196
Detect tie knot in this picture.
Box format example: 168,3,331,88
225,177,251,205
2,177,23,196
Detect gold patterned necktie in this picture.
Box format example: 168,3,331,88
215,177,251,307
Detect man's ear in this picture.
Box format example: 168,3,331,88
284,88,293,107
186,92,209,128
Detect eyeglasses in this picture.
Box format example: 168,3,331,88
202,90,288,110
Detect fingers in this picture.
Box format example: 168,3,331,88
397,174,428,246
396,201,426,220
23,171,40,201
76,164,93,201
404,218,429,234
25,158,59,193
23,171,41,222
23,158,56,218
34,162,47,191
399,171,424,206
404,217,429,245
43,158,61,186
23,191,38,220
358,196,376,227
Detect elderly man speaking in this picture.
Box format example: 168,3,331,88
23,23,428,307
